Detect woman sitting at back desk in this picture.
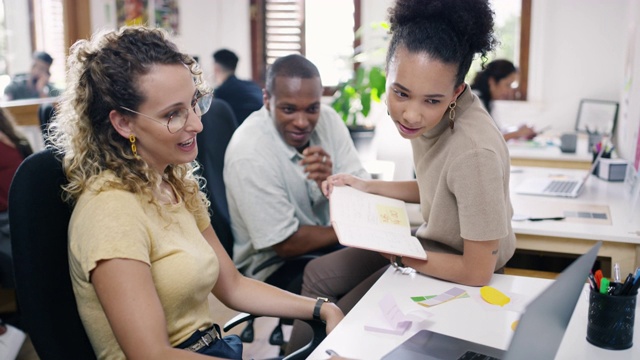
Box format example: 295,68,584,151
471,59,537,141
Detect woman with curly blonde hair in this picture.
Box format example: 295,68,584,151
48,26,343,359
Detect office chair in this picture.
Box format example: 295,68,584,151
8,148,325,360
196,98,239,257
38,102,56,141
9,149,96,359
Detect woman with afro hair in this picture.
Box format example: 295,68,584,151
288,1,517,352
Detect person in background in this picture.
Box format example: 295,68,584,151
470,59,536,141
0,107,33,287
0,107,32,359
47,26,342,359
212,49,263,124
3,51,59,101
290,0,517,351
224,54,369,290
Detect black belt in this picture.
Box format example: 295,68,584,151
186,325,221,352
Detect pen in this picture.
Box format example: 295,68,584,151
614,263,621,283
600,277,610,295
618,273,635,295
594,270,604,291
588,273,599,292
536,125,552,134
629,277,640,296
326,349,341,357
527,217,565,221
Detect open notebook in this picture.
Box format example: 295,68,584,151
382,241,601,360
514,143,606,198
329,186,426,259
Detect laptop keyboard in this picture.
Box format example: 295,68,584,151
457,350,500,360
543,180,579,194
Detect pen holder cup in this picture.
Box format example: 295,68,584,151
587,290,636,350
591,150,611,175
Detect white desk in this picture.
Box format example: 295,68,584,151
309,268,640,359
510,166,640,275
508,134,593,170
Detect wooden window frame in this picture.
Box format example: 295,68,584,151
518,0,531,101
27,0,91,58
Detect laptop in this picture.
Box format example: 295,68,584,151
514,143,606,198
381,241,602,360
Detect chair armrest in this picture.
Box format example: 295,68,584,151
283,319,326,360
223,312,326,360
223,312,257,332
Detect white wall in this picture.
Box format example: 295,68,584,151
617,0,640,168
89,0,253,87
3,0,33,75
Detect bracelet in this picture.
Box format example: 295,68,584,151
313,297,329,322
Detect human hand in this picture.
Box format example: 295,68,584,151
321,173,368,198
327,355,359,360
34,72,51,97
301,146,333,189
516,125,536,140
320,302,344,335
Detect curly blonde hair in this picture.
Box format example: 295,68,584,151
48,26,209,215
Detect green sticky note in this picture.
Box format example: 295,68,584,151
411,295,437,302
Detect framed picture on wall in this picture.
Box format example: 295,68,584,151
155,0,180,35
117,0,149,27
575,99,619,136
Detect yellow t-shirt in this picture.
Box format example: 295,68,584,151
68,172,217,359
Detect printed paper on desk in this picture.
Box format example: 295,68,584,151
418,287,468,307
364,294,432,335
330,186,427,259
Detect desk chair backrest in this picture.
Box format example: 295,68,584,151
8,149,96,359
38,102,56,142
196,98,239,257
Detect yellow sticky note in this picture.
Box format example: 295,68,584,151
480,286,511,307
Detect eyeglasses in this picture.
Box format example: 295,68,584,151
120,92,213,133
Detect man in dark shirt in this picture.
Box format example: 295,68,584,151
212,49,263,124
4,51,59,101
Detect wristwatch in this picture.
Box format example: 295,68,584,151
313,297,330,321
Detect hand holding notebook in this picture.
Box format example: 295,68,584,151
329,186,427,259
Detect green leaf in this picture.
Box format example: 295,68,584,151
361,88,372,117
369,67,386,100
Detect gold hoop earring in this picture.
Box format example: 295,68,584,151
129,134,140,159
448,101,457,130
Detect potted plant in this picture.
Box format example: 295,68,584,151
330,21,389,152
331,65,386,131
